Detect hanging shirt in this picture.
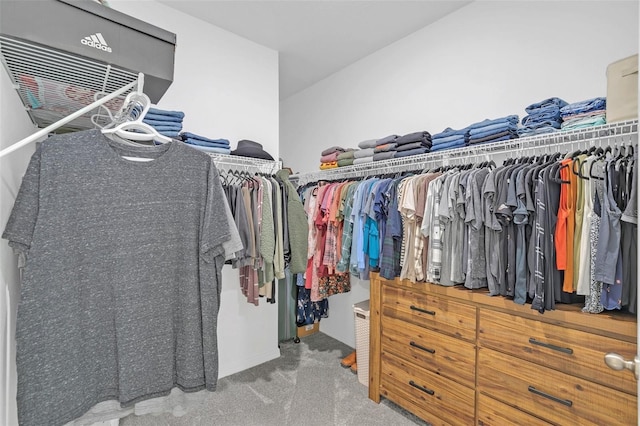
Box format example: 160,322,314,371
572,154,588,290
423,175,445,283
2,130,233,426
465,168,490,290
577,155,596,296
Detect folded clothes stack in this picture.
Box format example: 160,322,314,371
179,132,231,154
467,115,519,145
336,150,356,167
431,127,469,152
143,107,185,138
393,131,432,158
518,97,568,137
373,135,399,161
320,146,346,169
560,97,607,131
352,139,377,164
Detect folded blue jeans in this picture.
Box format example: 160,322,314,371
525,120,561,130
469,130,517,144
143,113,183,123
182,132,230,145
468,134,514,145
150,124,183,132
143,119,184,128
185,138,231,149
148,108,185,119
522,108,561,125
525,97,568,113
469,125,517,139
433,126,469,138
433,133,468,145
430,140,466,151
432,136,466,147
468,115,519,130
517,126,559,136
560,97,606,117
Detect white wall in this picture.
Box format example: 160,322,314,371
1,1,279,424
280,1,639,347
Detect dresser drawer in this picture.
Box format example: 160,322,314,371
381,315,475,387
380,350,475,426
477,393,552,426
478,348,637,425
478,309,637,395
381,285,476,341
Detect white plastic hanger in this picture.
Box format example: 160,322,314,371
101,92,173,144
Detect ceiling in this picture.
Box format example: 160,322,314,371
158,1,472,100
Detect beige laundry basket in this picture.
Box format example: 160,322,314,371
353,299,370,387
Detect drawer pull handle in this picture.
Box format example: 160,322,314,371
527,386,573,407
528,338,574,355
410,305,436,316
409,380,435,396
409,341,436,354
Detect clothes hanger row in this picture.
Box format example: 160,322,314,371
219,169,278,187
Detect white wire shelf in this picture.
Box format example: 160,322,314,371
297,119,638,186
209,153,282,175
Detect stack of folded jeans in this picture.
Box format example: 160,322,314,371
142,107,185,138
518,97,568,137
560,97,607,130
180,132,231,154
467,115,519,145
373,134,398,161
431,127,469,152
320,146,345,169
393,131,432,158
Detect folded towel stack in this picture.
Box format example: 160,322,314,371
320,146,346,169
143,107,185,138
180,132,231,154
518,97,567,137
431,127,469,152
560,97,607,131
467,115,519,145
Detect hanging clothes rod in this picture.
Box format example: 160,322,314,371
297,120,638,186
0,73,144,159
209,153,281,175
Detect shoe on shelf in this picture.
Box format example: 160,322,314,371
340,351,357,368
350,362,358,374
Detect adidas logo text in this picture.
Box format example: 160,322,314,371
81,32,112,53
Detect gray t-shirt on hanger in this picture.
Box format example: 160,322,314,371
3,129,231,426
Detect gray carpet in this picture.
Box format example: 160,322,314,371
120,332,427,425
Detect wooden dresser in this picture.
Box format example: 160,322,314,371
368,273,637,425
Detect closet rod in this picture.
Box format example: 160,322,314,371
0,74,143,159
210,153,282,175
297,120,638,185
